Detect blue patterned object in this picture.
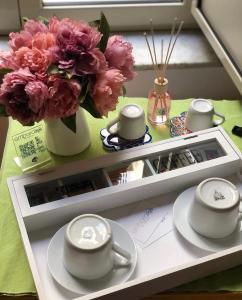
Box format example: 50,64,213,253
100,125,152,151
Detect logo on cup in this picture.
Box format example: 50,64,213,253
213,190,225,201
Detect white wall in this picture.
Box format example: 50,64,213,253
125,67,241,99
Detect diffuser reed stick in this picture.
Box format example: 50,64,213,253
163,18,177,73
150,19,159,74
144,32,159,79
145,18,183,124
162,20,184,77
160,39,164,78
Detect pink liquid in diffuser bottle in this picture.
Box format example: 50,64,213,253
147,77,171,125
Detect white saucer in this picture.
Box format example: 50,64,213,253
47,219,137,295
173,186,242,253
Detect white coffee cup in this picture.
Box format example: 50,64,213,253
63,214,131,280
185,99,225,132
188,178,241,239
107,104,146,140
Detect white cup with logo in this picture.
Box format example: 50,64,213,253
63,214,131,280
188,178,241,239
185,99,225,132
107,104,146,141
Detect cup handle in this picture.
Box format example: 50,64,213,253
238,198,242,221
237,169,242,182
112,242,131,268
107,117,119,135
234,174,242,221
213,111,225,126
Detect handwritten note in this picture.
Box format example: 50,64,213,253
121,196,173,248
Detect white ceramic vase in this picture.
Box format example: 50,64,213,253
45,108,90,156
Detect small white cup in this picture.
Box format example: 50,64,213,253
63,214,131,280
185,99,225,132
188,178,241,239
107,104,146,140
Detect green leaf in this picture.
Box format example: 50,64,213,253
0,68,13,84
47,64,73,79
78,80,91,104
98,12,110,53
22,17,29,23
61,114,77,133
89,20,100,28
0,68,13,75
0,104,7,117
37,16,49,26
122,85,127,97
65,72,73,80
47,64,59,75
80,92,102,118
25,121,35,126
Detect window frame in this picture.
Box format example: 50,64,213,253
0,0,21,34
18,0,196,31
191,0,242,95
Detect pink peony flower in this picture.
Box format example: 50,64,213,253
14,47,50,74
74,48,107,75
56,18,101,49
9,31,32,51
32,32,56,50
46,76,80,119
51,17,105,75
48,16,61,34
25,80,49,114
0,68,49,125
24,19,48,35
91,69,125,116
105,35,136,81
0,51,16,69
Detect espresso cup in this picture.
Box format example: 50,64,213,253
185,99,225,132
188,178,241,239
63,214,131,280
107,104,146,140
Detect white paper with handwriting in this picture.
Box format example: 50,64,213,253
119,196,173,249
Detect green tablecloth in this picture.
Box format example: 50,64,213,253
1,98,242,295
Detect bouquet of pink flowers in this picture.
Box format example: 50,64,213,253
0,14,136,132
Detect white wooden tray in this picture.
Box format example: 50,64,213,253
7,126,242,300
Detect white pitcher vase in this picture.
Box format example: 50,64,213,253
45,108,90,156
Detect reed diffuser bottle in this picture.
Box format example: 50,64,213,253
144,18,183,126
148,77,171,125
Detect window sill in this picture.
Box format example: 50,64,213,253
121,29,220,71
0,29,220,71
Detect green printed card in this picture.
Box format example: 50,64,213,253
12,125,51,172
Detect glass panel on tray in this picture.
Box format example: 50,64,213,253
24,139,225,206
105,159,153,185
149,139,225,174
25,169,109,207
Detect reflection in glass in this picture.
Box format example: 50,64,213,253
24,139,226,207
25,169,109,207
150,140,225,174
106,159,152,185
